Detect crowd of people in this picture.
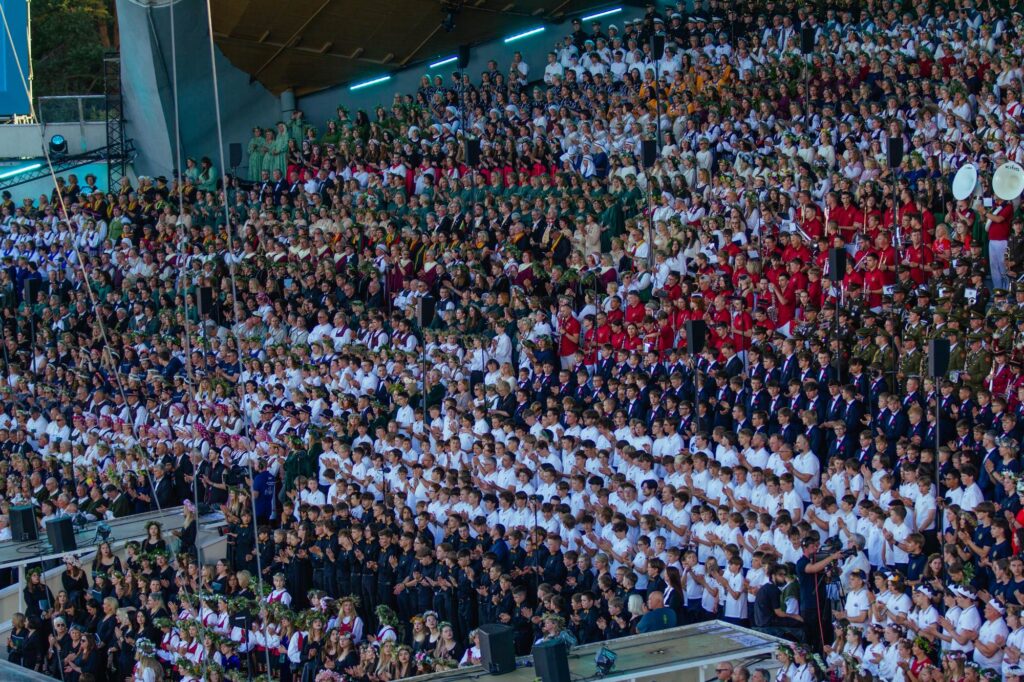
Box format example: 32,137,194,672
5,0,1024,680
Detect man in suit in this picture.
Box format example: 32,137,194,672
105,484,132,518
152,466,177,510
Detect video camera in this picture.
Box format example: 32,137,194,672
813,535,856,563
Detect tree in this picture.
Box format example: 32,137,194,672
31,0,117,97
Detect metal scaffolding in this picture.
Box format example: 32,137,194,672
103,52,128,189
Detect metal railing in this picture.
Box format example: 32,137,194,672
36,95,106,124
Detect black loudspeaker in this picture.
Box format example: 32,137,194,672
800,25,815,54
229,142,242,168
649,33,666,57
198,286,213,314
533,639,571,682
887,136,904,169
9,504,37,542
464,137,480,167
23,277,41,303
478,623,516,675
685,320,706,356
928,338,951,378
828,248,847,280
458,44,471,69
46,516,76,552
416,296,435,329
641,139,657,167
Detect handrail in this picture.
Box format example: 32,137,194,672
36,95,106,125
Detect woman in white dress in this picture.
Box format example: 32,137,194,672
133,638,163,682
774,645,799,682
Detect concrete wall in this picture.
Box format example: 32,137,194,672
0,161,112,202
0,123,106,159
116,0,280,179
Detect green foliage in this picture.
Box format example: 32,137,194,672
31,0,117,96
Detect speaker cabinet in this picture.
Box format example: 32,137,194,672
464,138,481,167
533,639,571,682
887,136,904,169
458,44,471,69
46,516,76,553
478,623,516,675
9,504,37,542
229,142,242,168
23,278,41,304
416,296,435,329
928,339,951,378
641,139,657,168
649,33,666,57
198,286,214,315
828,247,847,281
800,25,815,54
685,320,707,356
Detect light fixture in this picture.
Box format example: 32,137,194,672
349,75,391,91
440,0,462,32
504,26,545,43
581,7,622,22
93,521,112,545
48,134,68,157
0,162,41,179
595,647,617,676
430,55,458,68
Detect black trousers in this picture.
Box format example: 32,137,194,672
800,602,833,653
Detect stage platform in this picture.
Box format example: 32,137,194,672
0,507,225,570
404,621,785,682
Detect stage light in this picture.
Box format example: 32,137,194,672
49,134,67,157
581,7,622,22
430,56,458,68
595,646,617,676
349,75,391,91
442,10,457,31
0,162,41,179
504,26,545,43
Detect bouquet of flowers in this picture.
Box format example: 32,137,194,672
314,671,347,682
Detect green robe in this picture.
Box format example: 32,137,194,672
288,118,305,146
600,200,625,252
268,132,289,176
247,136,266,181
198,165,218,193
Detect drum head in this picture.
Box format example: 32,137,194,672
952,164,978,201
993,161,1024,201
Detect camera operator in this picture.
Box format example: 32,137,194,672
796,533,844,651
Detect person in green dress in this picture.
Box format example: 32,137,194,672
268,122,289,177
183,157,200,186
197,157,218,193
246,126,265,182
320,120,341,147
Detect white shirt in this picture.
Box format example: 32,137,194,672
844,587,871,627
960,482,984,512
721,569,748,619
975,616,1008,667
952,606,981,652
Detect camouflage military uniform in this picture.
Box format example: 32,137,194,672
873,343,896,376
963,337,991,390
898,346,923,380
